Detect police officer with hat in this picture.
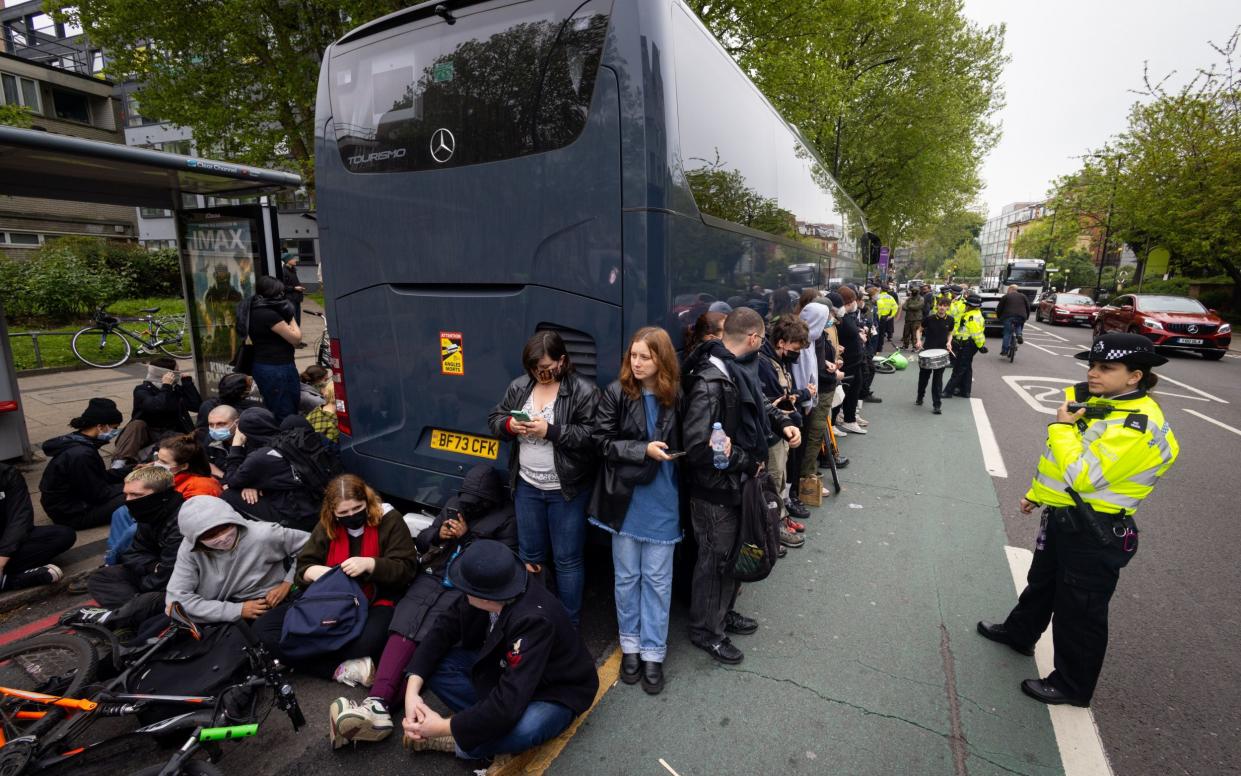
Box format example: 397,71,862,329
978,333,1179,706
943,294,987,399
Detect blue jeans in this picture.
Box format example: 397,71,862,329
612,534,675,662
1002,316,1025,353
513,480,589,624
425,647,575,760
106,505,136,565
251,361,300,423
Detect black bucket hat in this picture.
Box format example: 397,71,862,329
1075,332,1168,368
447,539,528,601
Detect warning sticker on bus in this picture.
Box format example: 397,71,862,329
440,331,464,375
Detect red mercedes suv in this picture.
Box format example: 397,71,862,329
1094,294,1232,360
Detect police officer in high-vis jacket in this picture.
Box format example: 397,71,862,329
943,294,987,399
978,333,1179,707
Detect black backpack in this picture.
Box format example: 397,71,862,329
731,472,782,583
270,425,342,500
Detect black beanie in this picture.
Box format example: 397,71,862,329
73,397,123,428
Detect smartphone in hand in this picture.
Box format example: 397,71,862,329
509,409,533,422
663,451,687,460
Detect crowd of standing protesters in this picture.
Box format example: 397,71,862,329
0,275,922,767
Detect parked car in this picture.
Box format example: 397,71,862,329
1036,292,1100,327
1093,294,1232,360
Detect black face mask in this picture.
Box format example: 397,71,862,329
129,489,178,524
337,508,367,531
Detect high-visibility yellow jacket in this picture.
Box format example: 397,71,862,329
952,308,986,348
876,293,898,320
948,298,966,326
1025,384,1178,515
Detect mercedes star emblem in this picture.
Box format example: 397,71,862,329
1187,324,1199,334
430,128,455,163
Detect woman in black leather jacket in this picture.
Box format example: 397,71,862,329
486,331,598,625
588,327,682,694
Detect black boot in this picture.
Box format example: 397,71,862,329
621,652,641,684
641,661,665,695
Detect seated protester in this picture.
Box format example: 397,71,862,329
253,474,416,689
65,467,184,630
0,462,74,591
105,434,223,563
400,540,599,762
221,408,321,530
196,372,263,429
200,405,240,478
330,464,517,747
39,398,128,530
165,495,309,624
299,365,331,414
113,357,202,466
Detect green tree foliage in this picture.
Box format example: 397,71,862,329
1009,216,1082,262
944,241,981,278
686,0,1006,244
909,208,984,277
1049,27,1241,306
1046,250,1098,290
0,104,33,128
48,0,409,188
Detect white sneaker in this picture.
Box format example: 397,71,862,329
331,696,392,747
333,656,375,688
834,427,847,437
838,421,867,435
856,417,870,427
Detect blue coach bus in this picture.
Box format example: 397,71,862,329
315,0,870,505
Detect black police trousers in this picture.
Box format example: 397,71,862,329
1002,509,1137,702
944,341,977,398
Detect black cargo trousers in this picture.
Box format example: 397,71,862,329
1001,508,1137,702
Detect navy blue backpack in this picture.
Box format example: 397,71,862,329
279,566,368,659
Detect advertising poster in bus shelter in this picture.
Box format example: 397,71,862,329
178,206,274,397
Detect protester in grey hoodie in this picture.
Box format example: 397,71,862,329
165,495,309,623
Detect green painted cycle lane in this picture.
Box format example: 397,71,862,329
549,366,1064,776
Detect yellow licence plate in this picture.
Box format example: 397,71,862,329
429,429,500,460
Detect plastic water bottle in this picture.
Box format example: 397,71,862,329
710,422,729,469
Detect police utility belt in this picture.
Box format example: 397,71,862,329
1046,487,1138,551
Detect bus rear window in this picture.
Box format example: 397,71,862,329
329,0,611,173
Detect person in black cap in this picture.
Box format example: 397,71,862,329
978,333,1179,707
400,539,599,762
39,398,129,530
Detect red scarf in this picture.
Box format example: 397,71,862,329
326,524,392,607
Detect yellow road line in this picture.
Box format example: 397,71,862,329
488,647,622,776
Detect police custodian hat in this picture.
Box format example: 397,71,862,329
1075,332,1168,368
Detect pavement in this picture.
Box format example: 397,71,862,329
0,305,325,615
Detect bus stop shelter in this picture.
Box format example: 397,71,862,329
0,125,301,460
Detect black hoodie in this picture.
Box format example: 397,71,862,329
39,433,125,521
119,489,185,592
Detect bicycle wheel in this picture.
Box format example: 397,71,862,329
155,322,193,359
0,635,98,739
1008,343,1016,363
130,758,224,776
71,327,132,368
873,360,896,374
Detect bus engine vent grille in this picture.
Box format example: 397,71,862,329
535,323,597,380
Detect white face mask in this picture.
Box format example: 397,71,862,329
200,525,239,551
153,461,176,473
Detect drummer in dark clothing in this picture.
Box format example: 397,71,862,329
914,297,955,415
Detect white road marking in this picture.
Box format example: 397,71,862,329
969,398,1008,477
659,759,683,776
1152,372,1228,404
1002,375,1076,415
1027,342,1063,357
1064,363,1209,402
1025,323,1071,343
1183,408,1241,437
1004,546,1116,776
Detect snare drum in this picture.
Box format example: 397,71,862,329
918,348,951,370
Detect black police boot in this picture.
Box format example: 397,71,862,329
976,621,1034,656
1021,678,1088,707
621,652,641,684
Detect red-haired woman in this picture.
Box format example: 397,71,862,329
589,326,681,695
253,474,417,691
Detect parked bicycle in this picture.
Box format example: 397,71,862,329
302,309,331,370
71,307,192,369
0,602,303,775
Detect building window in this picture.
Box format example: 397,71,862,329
51,88,91,124
3,232,43,246
140,208,173,219
0,73,40,113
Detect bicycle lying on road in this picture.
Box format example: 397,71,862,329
71,307,192,368
0,602,304,775
872,347,909,375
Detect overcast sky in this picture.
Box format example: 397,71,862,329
961,0,1239,220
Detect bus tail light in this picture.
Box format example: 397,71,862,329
329,338,351,437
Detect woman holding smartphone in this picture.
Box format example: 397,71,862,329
588,327,682,694
487,331,599,625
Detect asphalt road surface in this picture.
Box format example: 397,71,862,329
965,321,1241,776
